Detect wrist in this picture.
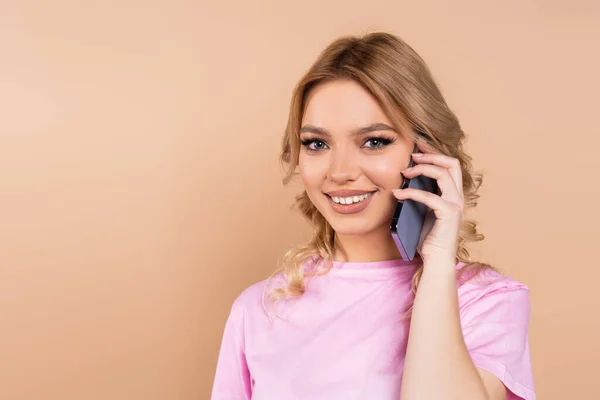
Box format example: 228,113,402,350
422,257,457,278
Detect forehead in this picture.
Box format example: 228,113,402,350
301,80,392,130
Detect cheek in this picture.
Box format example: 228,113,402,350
298,154,329,188
368,157,406,189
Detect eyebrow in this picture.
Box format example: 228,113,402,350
299,122,397,137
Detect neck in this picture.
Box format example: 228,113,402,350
333,225,409,263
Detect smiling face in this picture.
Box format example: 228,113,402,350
298,79,414,237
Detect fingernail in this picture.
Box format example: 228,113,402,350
412,153,423,158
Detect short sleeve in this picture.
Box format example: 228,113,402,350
211,299,252,400
459,279,536,400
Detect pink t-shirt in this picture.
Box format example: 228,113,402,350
211,258,535,399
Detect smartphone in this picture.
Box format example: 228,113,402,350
390,144,439,261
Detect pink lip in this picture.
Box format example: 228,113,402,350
326,191,376,215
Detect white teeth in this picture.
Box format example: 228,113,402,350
331,192,372,204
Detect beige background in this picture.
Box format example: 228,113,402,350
1,1,599,399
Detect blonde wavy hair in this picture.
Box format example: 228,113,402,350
263,31,495,318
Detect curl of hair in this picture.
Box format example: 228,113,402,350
263,31,496,320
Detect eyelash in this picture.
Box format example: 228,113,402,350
300,136,395,153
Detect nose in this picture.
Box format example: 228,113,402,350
327,148,360,184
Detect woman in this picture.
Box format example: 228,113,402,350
211,32,535,400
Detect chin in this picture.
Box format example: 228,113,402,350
327,217,382,237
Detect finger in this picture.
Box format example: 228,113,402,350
393,189,463,225
401,164,463,206
411,152,463,196
392,188,458,218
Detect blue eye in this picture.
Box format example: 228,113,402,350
301,139,329,152
300,136,395,153
364,137,393,149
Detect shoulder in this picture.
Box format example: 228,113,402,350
456,264,531,325
458,265,529,300
229,279,267,312
227,273,284,320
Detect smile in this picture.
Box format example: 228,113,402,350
325,190,377,215
330,192,373,204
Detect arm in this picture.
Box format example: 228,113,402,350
399,261,505,400
393,144,513,400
